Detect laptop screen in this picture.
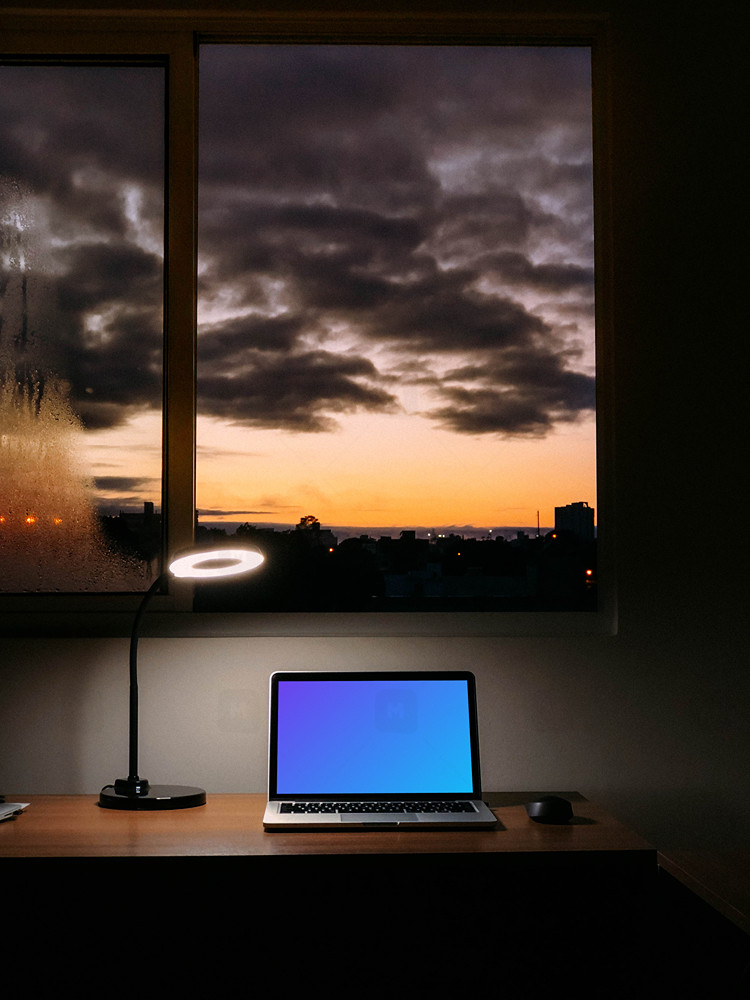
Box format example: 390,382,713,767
269,671,482,798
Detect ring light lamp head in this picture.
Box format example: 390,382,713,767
169,547,265,580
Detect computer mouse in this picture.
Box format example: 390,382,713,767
525,795,574,824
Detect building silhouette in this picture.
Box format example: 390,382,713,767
554,501,595,542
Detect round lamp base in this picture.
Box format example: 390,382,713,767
99,784,206,810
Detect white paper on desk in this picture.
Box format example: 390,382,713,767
0,802,29,822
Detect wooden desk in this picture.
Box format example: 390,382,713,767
0,791,654,859
0,792,656,971
3,794,745,991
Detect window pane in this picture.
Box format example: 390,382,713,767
197,45,596,612
0,64,164,593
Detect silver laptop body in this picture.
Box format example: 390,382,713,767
263,670,497,829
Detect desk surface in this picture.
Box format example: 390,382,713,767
0,792,653,859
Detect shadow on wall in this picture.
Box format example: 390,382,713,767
0,638,127,793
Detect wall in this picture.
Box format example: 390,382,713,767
0,2,747,853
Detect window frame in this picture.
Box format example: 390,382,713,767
0,8,615,638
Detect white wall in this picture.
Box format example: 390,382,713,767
2,617,748,851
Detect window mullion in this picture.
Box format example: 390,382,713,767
163,31,199,610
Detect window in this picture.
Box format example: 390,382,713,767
196,43,599,615
0,61,165,594
0,11,613,635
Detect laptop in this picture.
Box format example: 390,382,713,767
263,670,497,829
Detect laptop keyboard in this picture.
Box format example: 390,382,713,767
279,800,478,814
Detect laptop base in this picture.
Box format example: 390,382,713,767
263,800,498,829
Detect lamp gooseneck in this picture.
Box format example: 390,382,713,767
113,572,168,798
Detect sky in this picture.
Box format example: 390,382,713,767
1,46,596,539
0,64,165,521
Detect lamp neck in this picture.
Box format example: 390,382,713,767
126,571,170,785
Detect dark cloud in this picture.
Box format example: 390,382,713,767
198,200,428,306
94,476,161,515
199,45,591,198
0,65,163,192
425,353,596,437
55,242,161,315
54,243,163,427
427,386,559,436
197,508,279,518
199,47,437,214
198,348,400,432
476,251,595,293
365,277,549,353
0,64,164,432
95,476,157,494
1,47,595,443
198,313,306,359
196,44,595,438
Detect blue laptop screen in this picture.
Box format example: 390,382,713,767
274,677,475,795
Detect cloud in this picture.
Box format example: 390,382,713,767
95,475,157,494
93,475,161,515
473,251,594,293
425,364,595,437
199,46,437,215
198,313,306,359
1,47,595,447
360,273,550,354
198,346,400,432
56,242,161,315
197,508,294,521
0,65,163,193
196,45,595,438
0,65,164,433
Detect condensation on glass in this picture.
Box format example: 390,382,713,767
0,65,164,593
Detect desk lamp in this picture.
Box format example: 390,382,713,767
99,545,264,810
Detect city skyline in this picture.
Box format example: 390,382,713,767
105,498,595,544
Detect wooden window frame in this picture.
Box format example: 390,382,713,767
0,8,615,637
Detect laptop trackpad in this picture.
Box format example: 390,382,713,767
341,813,418,823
